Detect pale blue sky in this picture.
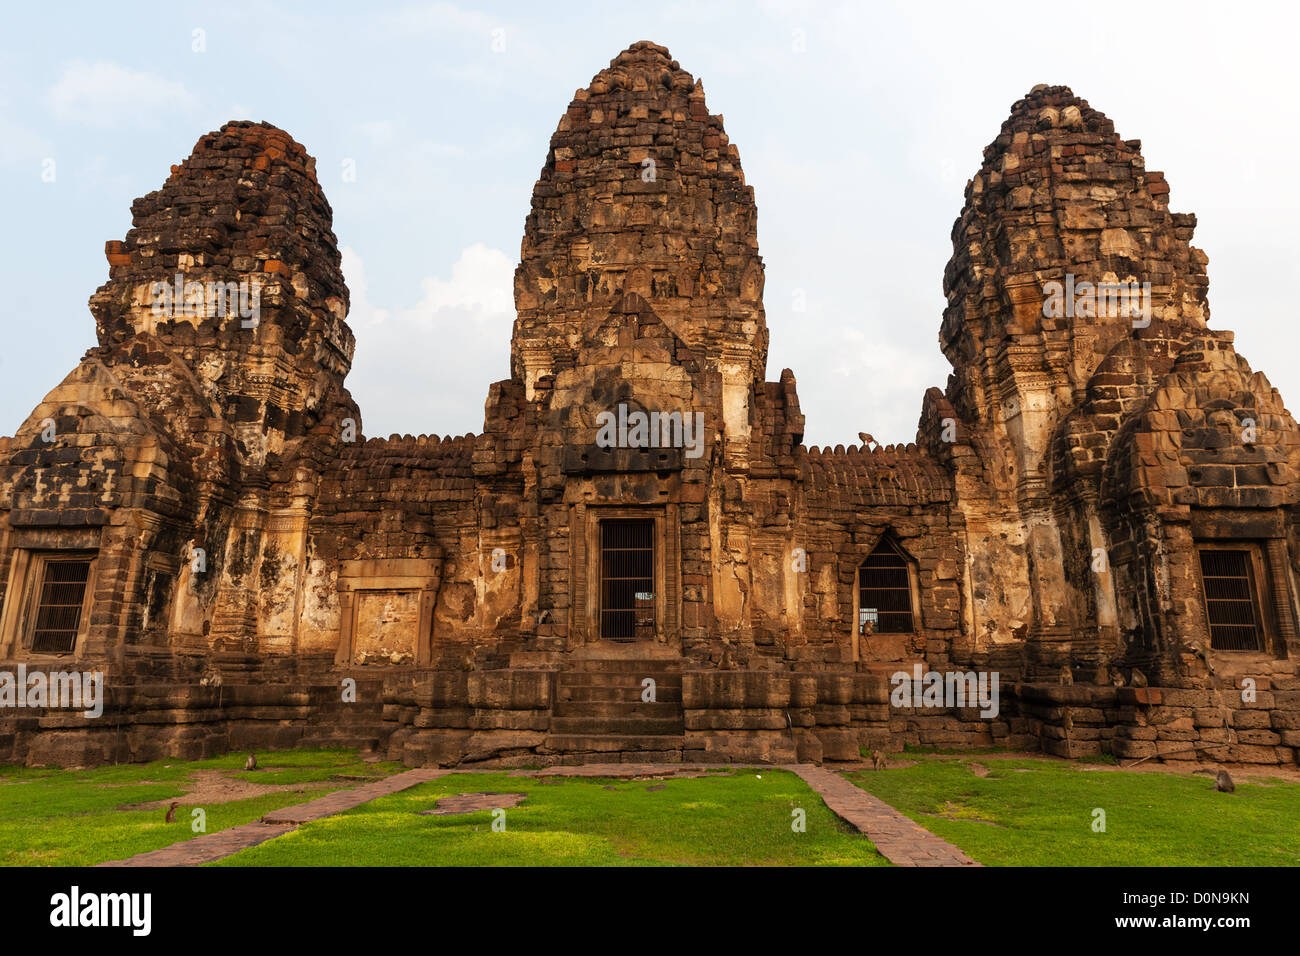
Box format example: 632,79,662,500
3,0,1298,447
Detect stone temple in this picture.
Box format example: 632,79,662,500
2,41,1298,768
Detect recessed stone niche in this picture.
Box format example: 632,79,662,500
335,558,442,666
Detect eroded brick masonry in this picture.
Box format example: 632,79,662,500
2,42,1297,767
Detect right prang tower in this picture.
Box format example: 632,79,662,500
933,84,1300,685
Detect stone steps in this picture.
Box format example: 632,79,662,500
558,666,682,680
549,660,685,758
861,659,926,679
563,658,682,674
507,651,567,668
551,715,684,735
297,734,380,753
308,705,385,720
557,684,683,702
553,700,678,718
544,733,683,756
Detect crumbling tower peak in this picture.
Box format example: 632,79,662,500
87,119,357,455
978,85,1125,169
511,41,766,405
943,81,1210,412
608,39,680,70
92,119,348,331
583,40,697,99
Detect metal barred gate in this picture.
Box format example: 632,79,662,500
600,518,655,641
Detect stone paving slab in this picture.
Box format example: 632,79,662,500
98,768,448,867
789,765,981,867
419,792,527,815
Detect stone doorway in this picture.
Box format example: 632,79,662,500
599,518,655,641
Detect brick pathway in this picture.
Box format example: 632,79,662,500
98,768,448,867
790,765,980,867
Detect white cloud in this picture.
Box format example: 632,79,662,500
343,241,515,327
45,60,197,127
417,243,514,316
340,246,391,328
340,244,516,437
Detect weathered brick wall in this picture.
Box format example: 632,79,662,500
793,443,964,666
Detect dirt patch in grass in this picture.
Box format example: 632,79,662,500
929,799,1003,826
118,769,335,810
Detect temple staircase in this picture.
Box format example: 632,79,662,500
546,658,684,761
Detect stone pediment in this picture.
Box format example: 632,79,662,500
582,293,698,370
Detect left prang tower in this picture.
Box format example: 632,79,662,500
0,121,358,670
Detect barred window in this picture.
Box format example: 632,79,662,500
858,540,914,634
1198,548,1264,651
30,559,90,654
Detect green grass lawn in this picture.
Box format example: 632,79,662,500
214,769,890,867
846,754,1300,866
11,746,1286,868
0,749,403,866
